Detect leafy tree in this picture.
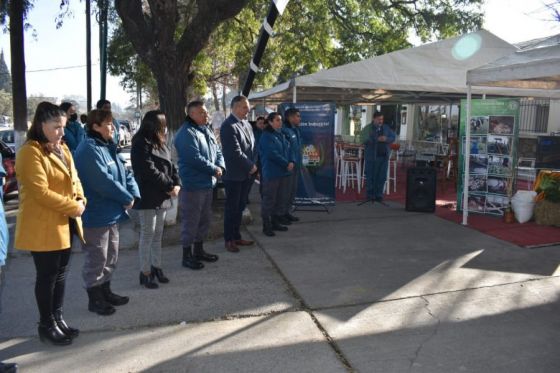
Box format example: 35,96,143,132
114,0,250,130
0,89,12,117
109,0,483,119
0,50,11,92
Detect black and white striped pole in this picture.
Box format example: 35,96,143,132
241,0,289,97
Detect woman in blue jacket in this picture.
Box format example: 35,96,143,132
74,109,140,316
258,112,294,237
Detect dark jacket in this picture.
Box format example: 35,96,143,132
174,119,225,191
131,136,180,209
360,123,396,161
282,125,303,168
219,114,257,182
258,129,293,181
74,132,140,227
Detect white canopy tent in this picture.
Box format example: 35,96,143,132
249,30,557,105
462,44,560,224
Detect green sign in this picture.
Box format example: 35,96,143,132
457,99,520,215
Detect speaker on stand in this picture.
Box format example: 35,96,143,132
406,167,436,212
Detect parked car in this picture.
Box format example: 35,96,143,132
0,139,17,198
0,129,15,152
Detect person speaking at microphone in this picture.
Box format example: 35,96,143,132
360,111,396,203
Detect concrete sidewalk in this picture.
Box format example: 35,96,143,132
1,198,559,372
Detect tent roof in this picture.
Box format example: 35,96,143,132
466,43,560,95
250,30,559,104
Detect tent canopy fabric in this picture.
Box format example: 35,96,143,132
467,43,560,94
249,30,558,104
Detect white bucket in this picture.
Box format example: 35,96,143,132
511,191,537,224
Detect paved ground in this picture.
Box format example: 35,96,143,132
1,196,559,372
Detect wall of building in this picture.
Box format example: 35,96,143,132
548,99,560,134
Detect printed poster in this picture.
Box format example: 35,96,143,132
458,99,519,215
279,102,336,206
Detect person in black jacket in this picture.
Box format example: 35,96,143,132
130,110,181,289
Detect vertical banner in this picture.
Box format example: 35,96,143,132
458,98,520,215
279,102,336,206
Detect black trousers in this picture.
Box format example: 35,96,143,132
223,178,253,242
31,248,71,324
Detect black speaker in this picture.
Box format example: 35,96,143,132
406,167,436,212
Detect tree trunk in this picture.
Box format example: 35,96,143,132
211,82,220,112
9,0,28,149
155,65,186,131
222,84,227,115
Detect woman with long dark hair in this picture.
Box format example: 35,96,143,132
74,109,139,315
15,102,86,345
258,112,294,236
131,110,180,288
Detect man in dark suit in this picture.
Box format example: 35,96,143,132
220,96,258,253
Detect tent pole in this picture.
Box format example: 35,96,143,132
462,85,472,225
293,84,297,103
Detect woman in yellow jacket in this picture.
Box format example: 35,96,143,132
15,102,86,346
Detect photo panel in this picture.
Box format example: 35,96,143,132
469,154,488,174
485,194,509,216
469,116,489,135
489,115,514,135
467,193,486,213
487,154,512,176
462,136,487,155
487,176,510,195
487,135,512,155
468,174,487,192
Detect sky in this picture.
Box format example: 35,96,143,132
0,0,559,112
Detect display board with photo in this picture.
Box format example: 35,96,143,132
487,134,512,155
487,155,512,176
462,136,487,155
485,194,509,215
458,99,519,216
468,175,487,192
469,154,488,174
489,115,514,135
470,116,489,135
467,194,486,213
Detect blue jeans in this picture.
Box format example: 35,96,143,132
223,178,253,242
365,156,389,200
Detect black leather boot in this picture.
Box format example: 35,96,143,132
285,213,299,222
275,215,292,225
182,246,204,270
87,286,115,316
194,241,219,262
38,317,72,346
263,217,275,237
139,272,159,289
271,216,289,231
101,281,129,306
53,310,79,339
151,266,170,283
